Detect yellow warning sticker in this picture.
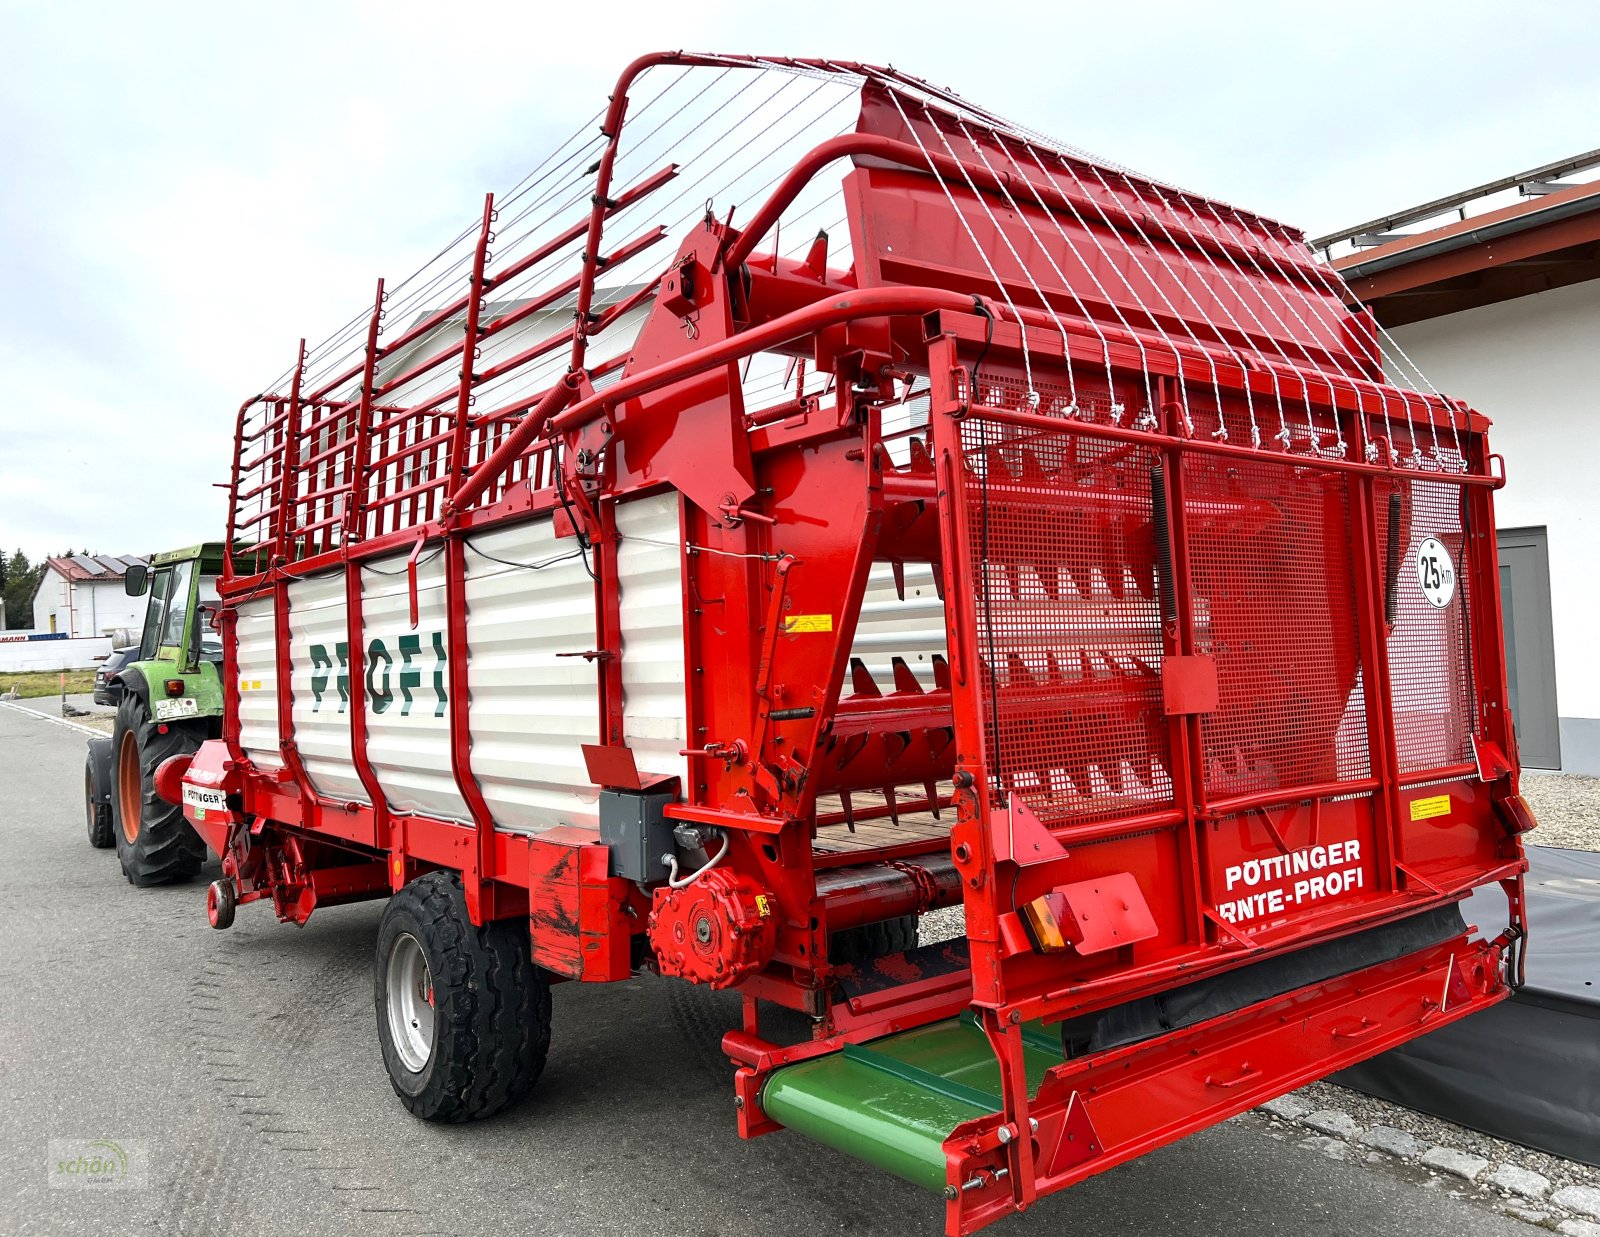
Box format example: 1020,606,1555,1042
755,894,774,918
783,614,833,634
1410,794,1452,821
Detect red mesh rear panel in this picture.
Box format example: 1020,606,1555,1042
957,379,1173,828
1183,454,1370,796
1381,477,1477,773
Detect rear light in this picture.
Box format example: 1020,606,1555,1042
1019,893,1072,954
1495,792,1540,836
165,679,185,697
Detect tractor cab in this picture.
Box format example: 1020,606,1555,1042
123,543,226,682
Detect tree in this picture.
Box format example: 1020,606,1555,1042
3,550,44,630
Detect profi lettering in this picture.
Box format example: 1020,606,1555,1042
309,633,447,717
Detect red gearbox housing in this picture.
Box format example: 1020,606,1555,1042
649,870,778,989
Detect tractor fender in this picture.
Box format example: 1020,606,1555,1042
86,736,115,807
115,665,151,712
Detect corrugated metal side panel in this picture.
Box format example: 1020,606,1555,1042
464,519,601,833
235,596,283,771
285,572,366,804
850,561,946,692
361,551,470,823
614,493,689,792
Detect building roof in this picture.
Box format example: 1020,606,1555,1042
43,554,147,583
1319,149,1600,328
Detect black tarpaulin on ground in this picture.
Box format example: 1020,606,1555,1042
1334,844,1600,1166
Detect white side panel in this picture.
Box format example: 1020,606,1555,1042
615,493,690,792
362,551,471,823
285,573,366,804
235,596,283,772
465,519,601,833
850,561,947,691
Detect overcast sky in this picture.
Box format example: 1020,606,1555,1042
4,0,1598,561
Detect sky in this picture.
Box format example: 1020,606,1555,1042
3,0,1598,562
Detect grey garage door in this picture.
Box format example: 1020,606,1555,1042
1498,527,1560,770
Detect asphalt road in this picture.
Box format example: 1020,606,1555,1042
0,704,1541,1237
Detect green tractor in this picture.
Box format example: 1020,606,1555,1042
84,544,226,884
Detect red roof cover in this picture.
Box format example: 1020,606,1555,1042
44,554,147,582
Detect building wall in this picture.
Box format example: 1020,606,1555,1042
31,567,67,633
0,636,113,672
1388,278,1600,772
31,571,145,640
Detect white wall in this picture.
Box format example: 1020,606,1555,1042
0,636,113,672
31,570,145,638
31,566,66,633
1388,279,1600,765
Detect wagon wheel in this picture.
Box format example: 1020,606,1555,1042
375,871,552,1122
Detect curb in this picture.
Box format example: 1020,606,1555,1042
0,699,105,738
1256,1096,1600,1230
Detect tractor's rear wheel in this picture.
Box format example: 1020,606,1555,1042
112,693,206,885
85,757,114,849
375,872,551,1122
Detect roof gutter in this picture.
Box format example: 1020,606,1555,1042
1337,192,1600,283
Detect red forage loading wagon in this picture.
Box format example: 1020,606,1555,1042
155,55,1531,1233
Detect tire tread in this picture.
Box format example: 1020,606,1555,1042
112,693,206,885
376,872,549,1123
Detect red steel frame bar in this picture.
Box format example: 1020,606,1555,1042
344,279,391,852
257,344,339,841
444,195,503,917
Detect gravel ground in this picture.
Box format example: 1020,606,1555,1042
1521,771,1600,852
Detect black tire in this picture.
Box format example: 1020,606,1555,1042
207,879,237,930
112,692,207,885
375,872,551,1123
830,913,918,965
85,758,114,849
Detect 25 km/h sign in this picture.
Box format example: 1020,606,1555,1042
1417,536,1457,609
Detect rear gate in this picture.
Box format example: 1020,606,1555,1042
924,343,1516,1003
761,334,1522,1232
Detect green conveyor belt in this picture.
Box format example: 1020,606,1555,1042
760,1014,1063,1192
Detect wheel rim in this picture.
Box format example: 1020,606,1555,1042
117,728,141,844
385,932,435,1073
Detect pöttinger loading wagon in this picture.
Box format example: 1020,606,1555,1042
149,55,1535,1232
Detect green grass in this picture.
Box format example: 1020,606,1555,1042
0,669,98,699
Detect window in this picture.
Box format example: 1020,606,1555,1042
159,560,195,650
139,569,174,660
